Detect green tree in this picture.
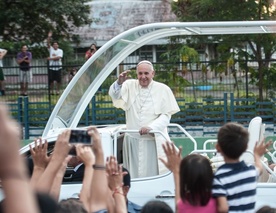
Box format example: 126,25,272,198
0,0,91,44
180,45,200,101
172,0,276,101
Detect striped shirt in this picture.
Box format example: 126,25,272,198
212,161,258,213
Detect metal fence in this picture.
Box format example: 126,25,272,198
8,93,276,140
0,60,266,101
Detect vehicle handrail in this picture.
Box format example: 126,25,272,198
167,123,198,150
266,140,276,163
203,139,217,150
112,129,169,157
113,124,198,156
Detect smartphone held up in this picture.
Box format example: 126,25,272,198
69,129,91,144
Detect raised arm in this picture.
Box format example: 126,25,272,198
159,141,182,211
76,144,95,211
49,155,71,201
108,70,131,100
0,104,38,213
254,138,272,174
35,129,72,193
88,127,108,212
29,138,50,187
106,156,127,213
47,31,52,49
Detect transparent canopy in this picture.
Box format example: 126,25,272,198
42,21,276,137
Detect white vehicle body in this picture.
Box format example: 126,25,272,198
4,21,276,210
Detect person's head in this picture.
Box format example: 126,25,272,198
57,198,87,213
21,45,28,53
180,154,213,206
52,41,59,50
136,60,155,88
141,200,173,213
122,167,131,197
36,192,59,213
90,43,97,51
217,122,248,159
256,206,276,213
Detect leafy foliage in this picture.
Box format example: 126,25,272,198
0,0,91,44
171,0,276,101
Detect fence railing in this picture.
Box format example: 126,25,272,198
8,93,276,140
0,59,272,102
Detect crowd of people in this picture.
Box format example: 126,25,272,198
0,33,99,97
0,108,275,213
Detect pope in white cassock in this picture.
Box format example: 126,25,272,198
109,60,180,178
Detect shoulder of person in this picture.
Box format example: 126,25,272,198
127,200,142,213
153,80,169,87
153,81,172,92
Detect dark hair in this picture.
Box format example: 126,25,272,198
141,200,173,213
217,122,248,159
179,154,213,206
57,198,87,213
36,192,59,213
90,43,96,49
256,206,276,213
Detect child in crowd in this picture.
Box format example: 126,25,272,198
212,122,272,213
141,200,173,213
160,142,216,213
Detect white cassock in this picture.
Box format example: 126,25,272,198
109,79,180,178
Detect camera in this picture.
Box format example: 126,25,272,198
90,48,95,51
69,129,91,144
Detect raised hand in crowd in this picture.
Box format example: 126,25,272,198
76,144,95,211
0,103,38,213
35,129,72,194
29,138,50,186
87,126,109,212
159,141,182,205
50,155,71,201
254,139,273,175
106,156,127,213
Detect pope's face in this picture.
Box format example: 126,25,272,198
136,63,155,88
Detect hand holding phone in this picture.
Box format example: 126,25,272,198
69,129,91,144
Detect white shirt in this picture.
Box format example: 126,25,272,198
49,46,63,70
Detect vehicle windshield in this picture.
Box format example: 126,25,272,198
53,34,141,127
